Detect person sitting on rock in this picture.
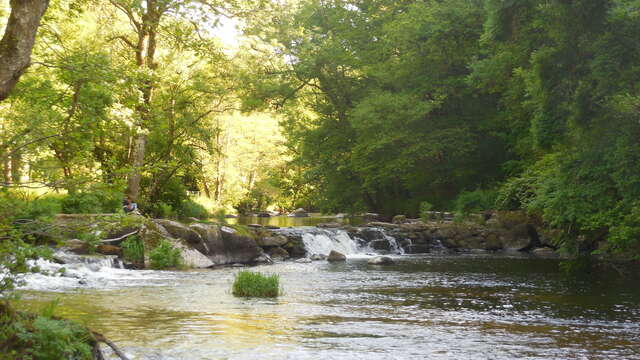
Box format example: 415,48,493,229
122,196,138,213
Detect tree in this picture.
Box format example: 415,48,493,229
0,0,50,101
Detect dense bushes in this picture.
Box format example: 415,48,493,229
0,302,95,360
231,271,280,297
149,240,182,270
454,189,498,215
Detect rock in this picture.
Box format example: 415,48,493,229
64,239,90,254
288,208,309,217
370,239,391,251
311,254,326,261
367,222,400,230
256,235,288,247
296,258,312,263
532,247,558,257
268,247,290,260
138,224,214,269
392,215,407,224
403,244,430,254
248,223,264,228
357,228,385,242
154,219,208,254
253,254,273,264
500,224,537,251
368,256,394,265
327,250,346,262
362,213,380,221
96,244,122,256
317,222,342,228
335,213,348,218
216,226,263,264
189,223,224,258
256,212,271,218
186,217,200,222
232,263,245,267
225,214,237,218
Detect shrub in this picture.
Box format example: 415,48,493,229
177,199,209,219
232,271,280,298
0,302,94,360
454,189,498,215
121,236,144,264
61,185,122,214
419,201,433,222
149,239,182,270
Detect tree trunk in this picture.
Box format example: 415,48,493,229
0,0,50,101
126,133,146,201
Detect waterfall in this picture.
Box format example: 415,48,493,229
277,226,404,257
301,229,361,256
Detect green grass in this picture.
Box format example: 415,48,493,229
231,271,280,298
121,236,144,264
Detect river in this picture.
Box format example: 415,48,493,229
17,251,640,359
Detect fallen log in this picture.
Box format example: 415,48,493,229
93,331,131,360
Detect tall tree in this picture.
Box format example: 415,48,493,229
0,0,50,101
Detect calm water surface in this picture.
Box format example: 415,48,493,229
18,254,640,359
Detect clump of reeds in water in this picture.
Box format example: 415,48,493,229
232,271,280,297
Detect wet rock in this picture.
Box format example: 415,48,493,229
403,244,430,254
327,250,346,262
256,212,271,218
296,258,312,263
253,254,273,264
248,223,264,228
189,223,223,257
96,244,122,256
392,215,407,224
368,256,394,265
217,227,263,265
362,213,381,221
311,254,326,261
358,228,385,242
288,208,309,217
370,239,391,251
499,224,538,251
268,247,290,260
65,239,90,254
256,235,288,247
367,222,399,230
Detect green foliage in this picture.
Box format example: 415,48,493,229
149,240,182,270
0,302,93,360
454,189,498,215
419,201,433,222
178,199,209,219
121,236,144,264
61,185,122,214
231,271,280,298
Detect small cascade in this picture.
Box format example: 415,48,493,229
277,226,405,257
301,229,360,256
17,250,155,292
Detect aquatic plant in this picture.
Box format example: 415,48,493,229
232,271,280,298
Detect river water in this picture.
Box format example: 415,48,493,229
17,252,640,359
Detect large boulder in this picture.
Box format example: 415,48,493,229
498,224,538,251
288,208,309,217
256,234,288,247
154,219,209,255
370,239,391,251
217,226,263,265
189,223,223,256
327,250,346,262
138,224,213,269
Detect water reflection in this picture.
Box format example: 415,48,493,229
17,255,640,360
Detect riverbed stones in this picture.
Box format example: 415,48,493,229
327,250,347,262
368,256,394,265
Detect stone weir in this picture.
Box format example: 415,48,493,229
53,210,560,270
